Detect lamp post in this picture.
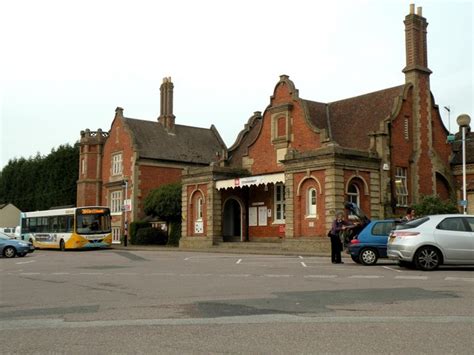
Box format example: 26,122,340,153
457,114,471,215
122,180,128,246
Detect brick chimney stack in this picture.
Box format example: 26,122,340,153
158,77,176,130
403,3,432,82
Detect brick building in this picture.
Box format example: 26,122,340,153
179,4,459,251
451,119,474,214
77,78,226,243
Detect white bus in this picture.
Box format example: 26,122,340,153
20,207,112,250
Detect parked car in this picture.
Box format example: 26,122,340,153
0,231,35,258
347,219,399,265
387,214,474,271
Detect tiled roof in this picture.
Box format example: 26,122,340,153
304,85,406,150
123,118,226,164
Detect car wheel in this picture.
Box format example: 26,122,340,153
414,246,441,271
17,253,26,257
60,239,66,251
351,255,361,264
3,246,17,258
359,248,378,265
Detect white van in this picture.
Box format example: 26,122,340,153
0,226,20,239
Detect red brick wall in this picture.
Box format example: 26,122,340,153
137,165,182,219
247,81,321,175
293,172,326,238
187,185,207,237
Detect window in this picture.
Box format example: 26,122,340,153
112,153,123,176
371,221,396,236
307,188,317,217
81,158,86,175
347,183,360,208
112,227,121,243
395,167,408,207
110,190,123,214
437,217,468,232
274,183,286,223
196,197,203,221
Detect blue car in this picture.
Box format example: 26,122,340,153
347,219,398,265
0,231,35,258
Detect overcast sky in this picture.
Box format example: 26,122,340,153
0,0,472,170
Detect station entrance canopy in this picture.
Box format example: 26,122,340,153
215,173,285,190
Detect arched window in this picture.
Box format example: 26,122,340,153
307,188,317,217
196,197,203,221
347,183,360,208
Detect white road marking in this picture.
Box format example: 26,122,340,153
382,266,402,273
78,273,104,275
236,259,242,264
15,260,36,265
19,273,40,275
349,275,383,279
301,262,307,267
299,256,304,259
114,272,137,275
51,272,70,275
304,275,337,279
445,277,474,282
395,275,428,280
264,274,292,278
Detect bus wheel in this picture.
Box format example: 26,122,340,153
60,240,66,251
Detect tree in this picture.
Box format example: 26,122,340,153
412,195,459,216
0,144,79,211
143,183,182,245
144,183,182,222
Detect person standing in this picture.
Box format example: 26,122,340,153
402,207,416,222
328,211,350,264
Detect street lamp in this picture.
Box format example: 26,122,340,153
457,114,471,215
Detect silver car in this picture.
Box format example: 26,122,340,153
387,214,474,271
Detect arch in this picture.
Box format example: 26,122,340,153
222,197,244,242
435,172,452,201
296,176,322,196
188,188,205,204
345,175,369,196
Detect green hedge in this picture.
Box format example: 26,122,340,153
129,221,150,244
135,227,168,245
167,221,181,246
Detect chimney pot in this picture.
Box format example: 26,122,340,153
417,6,422,16
409,4,415,14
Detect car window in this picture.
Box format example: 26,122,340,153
437,217,468,232
396,217,430,230
465,217,474,232
371,221,395,236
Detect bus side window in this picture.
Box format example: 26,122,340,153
66,216,73,233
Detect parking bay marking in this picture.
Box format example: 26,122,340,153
15,260,36,265
395,275,428,280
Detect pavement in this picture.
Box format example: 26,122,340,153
111,242,336,258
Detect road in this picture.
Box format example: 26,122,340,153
1,249,473,354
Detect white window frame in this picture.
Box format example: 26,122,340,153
110,190,123,215
112,227,122,243
395,167,409,207
196,197,203,221
274,183,286,224
306,188,317,218
347,183,360,209
112,153,123,176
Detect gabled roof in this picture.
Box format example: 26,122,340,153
123,118,226,164
303,85,406,150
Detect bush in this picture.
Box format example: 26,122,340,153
134,227,168,245
129,221,150,244
412,195,458,216
167,221,181,246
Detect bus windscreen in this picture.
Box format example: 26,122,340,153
76,208,111,235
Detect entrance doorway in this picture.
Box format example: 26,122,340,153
223,198,242,242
